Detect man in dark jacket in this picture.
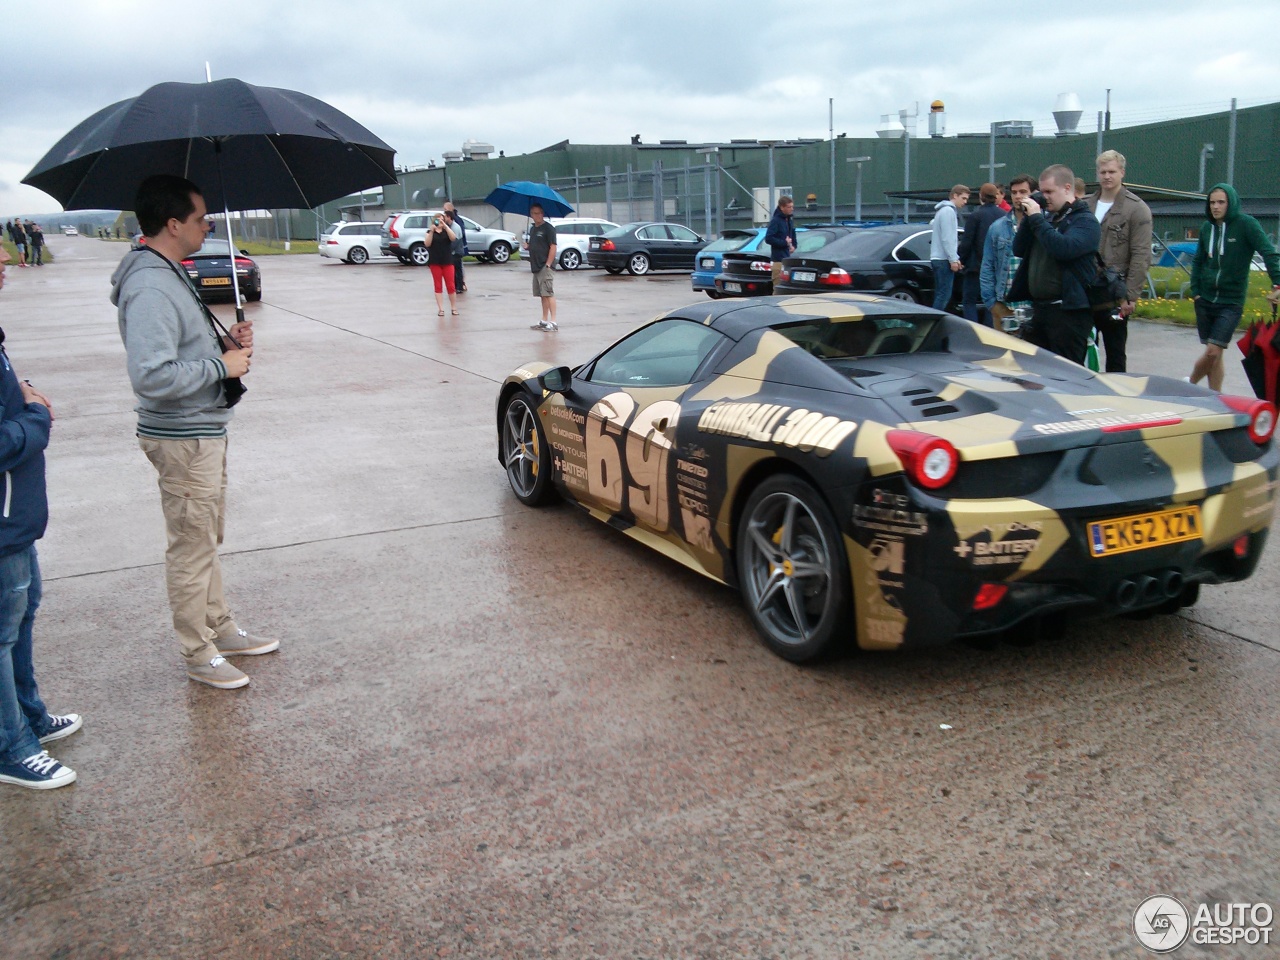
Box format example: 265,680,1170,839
1007,165,1102,364
764,196,797,283
444,201,466,293
1188,182,1280,390
0,245,81,790
957,183,1005,327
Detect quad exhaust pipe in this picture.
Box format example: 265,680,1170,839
1114,569,1185,609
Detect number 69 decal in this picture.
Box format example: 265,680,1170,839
585,393,682,531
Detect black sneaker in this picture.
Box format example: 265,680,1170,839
38,714,83,744
0,751,77,790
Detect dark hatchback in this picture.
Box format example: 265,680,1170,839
182,238,262,303
587,222,705,275
773,223,957,307
714,227,851,298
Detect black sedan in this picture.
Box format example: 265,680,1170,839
774,224,958,307
714,227,852,298
587,222,705,275
182,238,262,303
496,294,1277,662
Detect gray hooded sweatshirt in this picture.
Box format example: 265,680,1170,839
110,248,232,439
929,199,960,262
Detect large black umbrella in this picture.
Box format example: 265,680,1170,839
22,78,398,211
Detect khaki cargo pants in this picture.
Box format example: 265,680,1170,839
139,436,238,664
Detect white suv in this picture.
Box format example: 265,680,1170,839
380,211,519,266
521,218,619,270
319,222,386,264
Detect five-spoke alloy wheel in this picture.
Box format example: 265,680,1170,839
501,394,555,506
736,475,850,661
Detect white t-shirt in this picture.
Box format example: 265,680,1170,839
1094,199,1114,223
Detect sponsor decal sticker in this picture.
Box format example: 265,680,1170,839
1033,410,1181,435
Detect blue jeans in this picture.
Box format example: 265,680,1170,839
961,272,991,327
0,545,50,764
931,260,955,311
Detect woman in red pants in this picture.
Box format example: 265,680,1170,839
427,215,458,316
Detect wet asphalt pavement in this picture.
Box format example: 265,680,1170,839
0,235,1277,959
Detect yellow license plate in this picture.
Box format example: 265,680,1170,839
202,277,232,286
1088,505,1201,558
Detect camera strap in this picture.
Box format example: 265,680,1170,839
142,245,242,349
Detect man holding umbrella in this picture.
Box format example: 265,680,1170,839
111,175,277,690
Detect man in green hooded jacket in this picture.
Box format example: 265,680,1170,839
1188,183,1280,390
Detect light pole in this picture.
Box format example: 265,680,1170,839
846,156,871,222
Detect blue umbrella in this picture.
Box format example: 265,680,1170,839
485,180,574,218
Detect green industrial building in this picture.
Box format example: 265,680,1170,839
302,100,1279,244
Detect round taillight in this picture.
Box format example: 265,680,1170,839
1219,395,1277,444
886,430,959,490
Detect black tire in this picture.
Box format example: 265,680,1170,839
559,248,582,270
245,286,262,302
488,241,512,264
409,243,430,266
626,252,651,276
473,254,489,264
736,475,850,662
887,286,918,303
347,245,369,265
500,393,555,506
706,290,724,299
604,266,624,275
396,254,411,265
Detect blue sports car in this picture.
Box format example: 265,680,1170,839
691,229,762,298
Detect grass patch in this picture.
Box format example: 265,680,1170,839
234,239,318,256
1132,268,1276,326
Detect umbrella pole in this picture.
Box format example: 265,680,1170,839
213,140,246,327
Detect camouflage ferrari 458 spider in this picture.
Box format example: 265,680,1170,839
496,294,1277,662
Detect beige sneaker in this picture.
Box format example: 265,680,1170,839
187,655,249,689
218,628,279,657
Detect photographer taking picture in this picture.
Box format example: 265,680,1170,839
1005,164,1102,365
427,212,458,317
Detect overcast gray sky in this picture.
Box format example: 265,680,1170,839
4,0,1276,216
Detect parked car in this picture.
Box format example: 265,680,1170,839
319,221,387,264
774,223,960,308
181,238,261,303
520,218,619,270
380,211,518,266
587,222,705,275
497,293,1277,662
714,227,848,298
691,229,760,297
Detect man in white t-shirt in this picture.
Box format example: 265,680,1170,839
1084,150,1152,372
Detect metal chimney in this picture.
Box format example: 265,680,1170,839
928,100,946,138
1053,92,1083,136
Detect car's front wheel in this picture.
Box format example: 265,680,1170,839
489,241,512,264
604,265,624,275
736,475,850,662
706,290,723,299
409,243,430,266
347,245,369,265
626,252,651,276
559,248,582,270
500,393,555,506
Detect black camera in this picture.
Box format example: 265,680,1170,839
1029,190,1047,208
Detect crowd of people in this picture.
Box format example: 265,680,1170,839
4,219,47,267
931,150,1280,380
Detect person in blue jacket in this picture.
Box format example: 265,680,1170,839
0,245,82,790
764,196,797,283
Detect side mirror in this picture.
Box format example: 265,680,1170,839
539,366,572,394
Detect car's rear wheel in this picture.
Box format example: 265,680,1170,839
501,393,555,506
887,286,918,303
396,254,411,265
245,286,262,302
736,475,850,662
409,243,430,266
626,252,651,276
489,241,512,264
559,248,582,270
706,290,724,299
347,245,369,265
604,266,624,275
